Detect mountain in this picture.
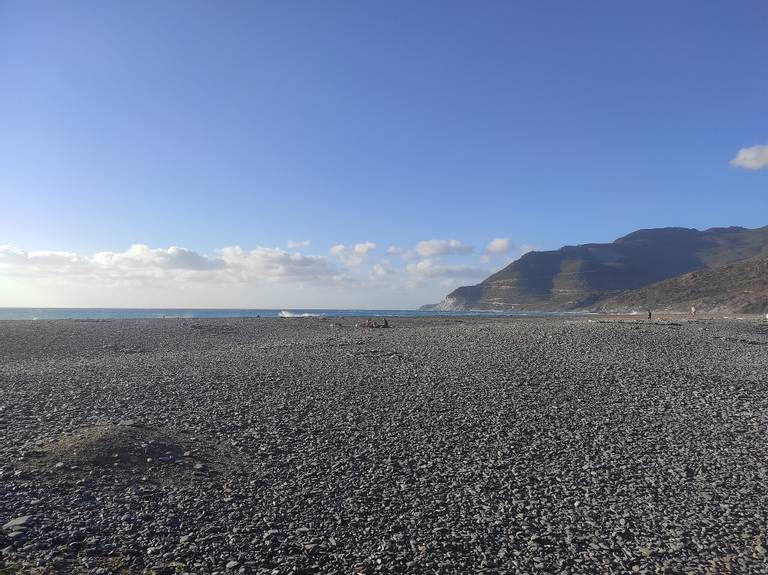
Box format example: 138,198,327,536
432,226,768,311
595,252,768,314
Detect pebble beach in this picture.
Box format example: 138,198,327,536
1,316,767,574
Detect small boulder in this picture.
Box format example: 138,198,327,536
2,516,32,531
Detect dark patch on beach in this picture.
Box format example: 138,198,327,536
17,423,227,479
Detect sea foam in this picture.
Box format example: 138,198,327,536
278,310,324,318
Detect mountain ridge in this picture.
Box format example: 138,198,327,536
429,225,768,312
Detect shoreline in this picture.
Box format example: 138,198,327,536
0,311,764,325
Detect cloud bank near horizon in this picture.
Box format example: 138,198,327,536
0,237,531,307
0,244,337,283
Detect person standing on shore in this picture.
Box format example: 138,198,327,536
648,310,652,320
691,305,696,318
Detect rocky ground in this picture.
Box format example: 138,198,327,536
1,316,767,574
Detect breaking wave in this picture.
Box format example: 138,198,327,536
278,310,324,318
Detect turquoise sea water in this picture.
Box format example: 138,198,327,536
0,308,568,321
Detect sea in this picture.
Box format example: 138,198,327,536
0,308,568,321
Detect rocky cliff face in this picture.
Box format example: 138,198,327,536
431,226,768,311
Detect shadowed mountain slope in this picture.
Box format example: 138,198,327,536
595,252,768,314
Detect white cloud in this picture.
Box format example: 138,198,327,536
485,237,513,254
0,246,91,276
353,241,376,255
287,240,311,249
413,260,480,277
92,244,225,271
406,259,487,280
0,244,337,283
385,239,477,260
219,246,337,281
0,246,86,268
329,241,376,267
730,144,768,170
414,239,473,258
371,264,387,277
370,262,397,280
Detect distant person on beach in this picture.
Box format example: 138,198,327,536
690,305,696,318
382,318,389,328
647,310,652,320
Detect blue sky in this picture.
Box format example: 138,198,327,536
1,1,767,308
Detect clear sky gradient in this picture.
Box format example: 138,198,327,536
1,1,767,308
